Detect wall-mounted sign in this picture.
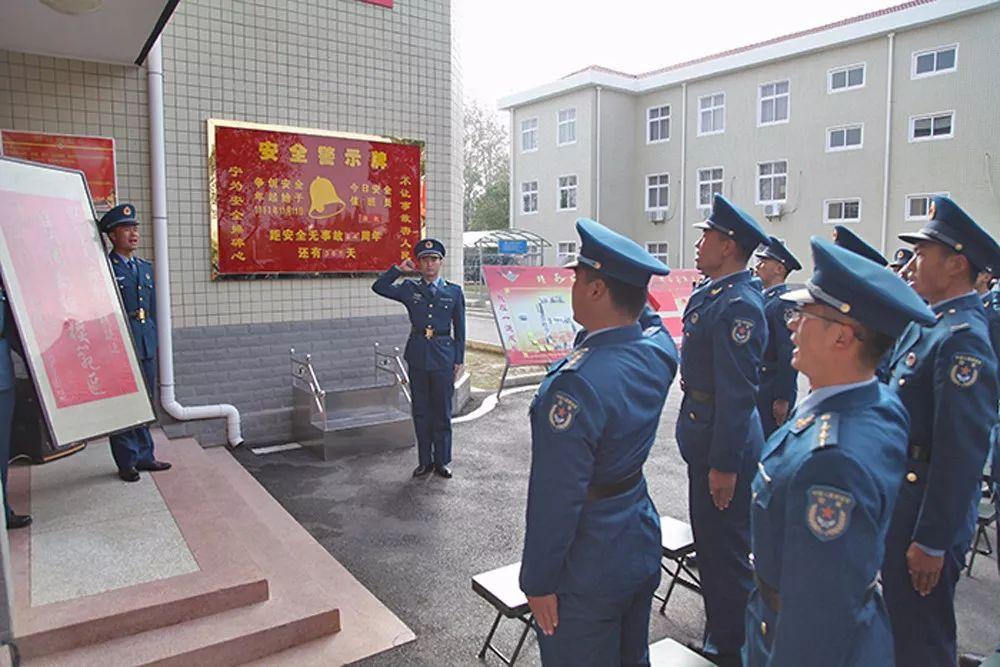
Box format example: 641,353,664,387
208,119,423,279
0,130,117,213
497,239,529,255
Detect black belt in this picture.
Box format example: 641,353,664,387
587,469,643,501
411,327,451,338
908,443,931,462
754,572,878,614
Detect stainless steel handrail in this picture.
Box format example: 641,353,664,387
290,347,326,422
374,342,411,404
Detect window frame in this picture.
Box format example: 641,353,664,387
520,117,538,153
826,123,864,152
757,79,791,127
520,180,538,215
904,191,950,222
823,197,863,225
557,241,578,265
556,174,578,211
556,107,577,146
697,92,726,136
646,104,671,144
911,44,958,79
827,62,866,93
644,172,670,212
909,110,955,143
646,242,670,264
756,159,789,205
696,166,725,209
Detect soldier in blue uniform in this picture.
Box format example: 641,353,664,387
676,194,770,666
743,237,935,667
832,225,887,266
881,196,1000,666
888,247,914,280
100,204,171,482
372,239,465,478
520,218,678,666
0,285,31,528
753,237,802,437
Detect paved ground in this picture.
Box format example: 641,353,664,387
466,309,500,347
234,377,1000,666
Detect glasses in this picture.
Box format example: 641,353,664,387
788,305,866,341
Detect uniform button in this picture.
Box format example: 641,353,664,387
760,621,767,636
688,412,696,420
898,378,906,386
947,308,956,314
752,491,758,501
429,304,434,308
906,472,918,483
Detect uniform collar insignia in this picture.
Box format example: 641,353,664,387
790,413,816,434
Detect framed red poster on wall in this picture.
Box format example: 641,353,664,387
208,119,424,279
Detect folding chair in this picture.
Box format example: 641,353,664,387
472,562,533,665
649,637,716,666
655,516,702,614
966,486,997,576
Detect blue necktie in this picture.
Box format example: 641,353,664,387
428,282,437,297
128,259,138,278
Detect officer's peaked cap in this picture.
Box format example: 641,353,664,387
570,218,670,287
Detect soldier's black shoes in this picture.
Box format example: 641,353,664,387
6,512,32,529
136,460,172,472
119,467,140,482
434,465,452,479
412,464,434,477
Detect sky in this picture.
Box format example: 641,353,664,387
455,0,902,120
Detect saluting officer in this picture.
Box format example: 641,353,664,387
832,224,888,266
520,218,678,666
372,239,465,479
743,237,934,667
677,194,770,666
753,236,802,437
100,204,171,482
888,247,914,280
881,196,1000,666
0,285,30,528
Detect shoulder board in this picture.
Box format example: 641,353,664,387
811,412,840,450
558,347,591,373
950,322,971,333
642,325,662,338
445,280,459,288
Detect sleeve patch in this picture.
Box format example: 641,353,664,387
548,391,580,432
949,353,982,388
731,318,754,345
782,308,796,325
806,485,855,541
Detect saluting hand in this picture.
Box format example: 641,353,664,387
527,594,559,636
906,542,944,596
708,468,737,511
398,258,417,272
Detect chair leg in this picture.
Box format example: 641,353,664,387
479,612,503,659
660,560,683,614
508,616,533,665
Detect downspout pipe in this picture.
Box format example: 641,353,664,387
679,82,687,267
147,39,244,447
879,32,895,254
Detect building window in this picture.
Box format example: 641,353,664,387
758,80,790,126
912,44,958,78
824,198,862,224
646,173,669,211
757,161,788,204
697,167,724,208
905,192,949,221
828,63,865,92
557,241,578,265
557,108,576,146
647,105,670,143
827,124,863,151
646,242,669,264
521,180,538,214
520,117,538,152
698,93,725,135
557,175,577,210
910,111,954,142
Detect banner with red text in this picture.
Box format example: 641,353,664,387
0,157,154,446
209,119,423,278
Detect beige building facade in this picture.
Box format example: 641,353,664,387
501,0,1000,273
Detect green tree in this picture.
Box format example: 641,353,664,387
463,99,509,230
468,179,509,231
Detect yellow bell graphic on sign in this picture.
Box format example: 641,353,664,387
308,176,346,219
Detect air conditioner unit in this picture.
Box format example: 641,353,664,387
648,210,667,223
763,202,784,219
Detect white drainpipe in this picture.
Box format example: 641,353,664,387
679,82,688,267
147,39,244,447
879,32,896,254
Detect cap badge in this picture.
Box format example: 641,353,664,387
424,241,433,248
123,206,131,215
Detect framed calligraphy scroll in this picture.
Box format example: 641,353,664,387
0,157,155,446
208,119,424,279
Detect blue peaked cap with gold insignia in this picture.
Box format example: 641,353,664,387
99,203,138,234
782,237,935,337
416,238,445,258
694,194,770,251
572,218,670,287
899,195,1000,273
832,225,887,266
754,235,802,272
889,247,913,268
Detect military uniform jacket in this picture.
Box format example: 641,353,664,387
759,284,797,404
885,292,998,551
109,253,157,360
0,291,16,392
746,381,907,667
520,309,679,597
982,289,1000,370
676,269,767,471
372,266,466,371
